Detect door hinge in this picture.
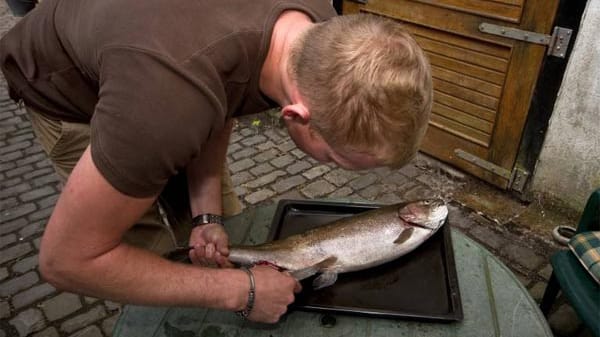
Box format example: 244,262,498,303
479,23,572,58
454,149,530,192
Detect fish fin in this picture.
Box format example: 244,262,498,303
290,266,319,281
312,272,338,290
393,227,414,244
290,256,337,281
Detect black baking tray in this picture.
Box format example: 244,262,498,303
269,199,463,322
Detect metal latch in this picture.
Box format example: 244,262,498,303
454,149,530,192
479,23,572,58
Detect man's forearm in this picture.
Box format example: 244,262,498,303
187,119,235,216
43,241,247,310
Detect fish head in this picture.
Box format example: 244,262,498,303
398,199,448,231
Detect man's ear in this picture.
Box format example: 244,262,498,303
281,103,310,124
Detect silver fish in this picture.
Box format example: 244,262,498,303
229,199,448,289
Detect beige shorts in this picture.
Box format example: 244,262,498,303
26,107,242,255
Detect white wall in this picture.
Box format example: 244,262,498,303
531,0,600,210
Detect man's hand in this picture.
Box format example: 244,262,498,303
189,223,233,267
242,266,302,323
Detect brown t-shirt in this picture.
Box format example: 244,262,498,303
0,0,336,197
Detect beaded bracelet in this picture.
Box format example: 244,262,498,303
236,267,255,319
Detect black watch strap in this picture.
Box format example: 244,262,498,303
192,213,224,227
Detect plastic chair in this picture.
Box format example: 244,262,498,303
540,189,600,337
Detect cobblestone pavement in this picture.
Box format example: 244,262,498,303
0,4,594,337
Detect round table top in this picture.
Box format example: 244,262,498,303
114,204,553,337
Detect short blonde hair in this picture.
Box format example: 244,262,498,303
289,14,432,167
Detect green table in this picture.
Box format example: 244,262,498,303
114,205,553,337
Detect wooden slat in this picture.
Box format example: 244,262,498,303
432,65,502,98
404,23,511,59
427,53,506,85
434,78,499,111
417,37,509,73
433,102,494,134
430,114,491,148
354,0,522,43
435,91,497,123
493,0,523,6
414,0,523,23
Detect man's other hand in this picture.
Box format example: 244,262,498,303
189,223,233,267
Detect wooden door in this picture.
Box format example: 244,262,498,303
341,0,560,188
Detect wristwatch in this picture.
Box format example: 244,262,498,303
192,213,224,227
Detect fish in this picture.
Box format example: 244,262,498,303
228,199,448,289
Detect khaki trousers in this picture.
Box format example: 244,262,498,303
27,107,242,255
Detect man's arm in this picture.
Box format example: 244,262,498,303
39,146,298,322
187,119,235,266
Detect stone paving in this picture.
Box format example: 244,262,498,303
0,3,594,337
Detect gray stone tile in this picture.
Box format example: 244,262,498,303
0,271,38,296
271,154,295,168
273,190,304,202
253,148,279,163
285,160,311,175
323,169,356,187
0,218,28,236
241,135,267,147
301,180,336,198
229,158,255,173
18,221,44,239
276,140,296,152
538,264,554,281
291,149,306,159
359,184,384,200
60,305,107,333
504,243,546,271
1,202,36,223
231,171,254,186
0,300,10,319
272,176,306,194
27,206,54,222
244,170,285,189
42,292,83,321
528,281,548,302
101,314,119,336
469,226,506,250
250,163,276,176
11,254,38,274
302,165,331,180
12,283,55,309
0,233,16,249
68,326,103,337
328,187,353,199
9,308,45,337
244,189,275,205
256,140,276,151
32,327,59,337
348,173,378,190
231,147,257,160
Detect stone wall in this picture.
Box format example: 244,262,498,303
531,0,600,210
